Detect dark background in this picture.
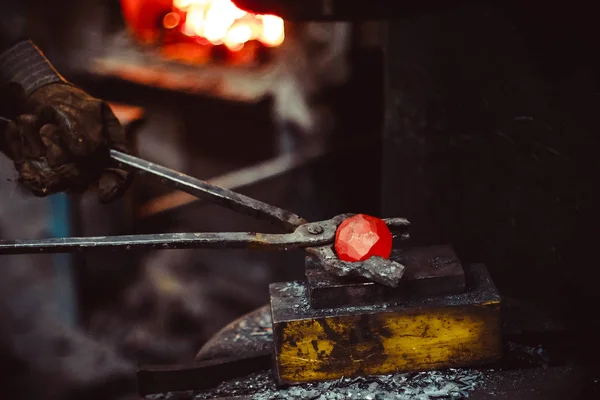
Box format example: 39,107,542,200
383,0,599,313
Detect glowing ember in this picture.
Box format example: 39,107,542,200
334,214,393,262
170,0,285,50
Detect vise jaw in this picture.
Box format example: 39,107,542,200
269,245,502,385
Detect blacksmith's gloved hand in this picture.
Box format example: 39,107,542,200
0,41,132,203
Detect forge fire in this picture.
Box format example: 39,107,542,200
121,0,285,58
172,0,284,50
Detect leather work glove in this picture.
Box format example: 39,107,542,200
0,41,132,203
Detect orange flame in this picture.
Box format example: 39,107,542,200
170,0,284,50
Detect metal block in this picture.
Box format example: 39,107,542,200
270,264,501,385
306,245,466,309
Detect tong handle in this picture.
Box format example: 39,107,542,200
111,150,307,231
0,230,333,255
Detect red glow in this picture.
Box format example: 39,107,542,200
334,215,393,262
171,0,284,50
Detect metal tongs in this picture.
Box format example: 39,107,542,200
0,150,410,287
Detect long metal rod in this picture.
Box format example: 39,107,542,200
137,144,327,218
111,150,308,231
0,231,333,255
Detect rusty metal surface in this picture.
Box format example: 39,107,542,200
306,245,466,308
269,264,501,385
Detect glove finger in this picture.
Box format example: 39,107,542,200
37,104,98,157
101,102,129,152
97,168,131,204
40,123,70,167
15,114,45,159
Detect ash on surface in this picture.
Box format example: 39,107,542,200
173,368,486,400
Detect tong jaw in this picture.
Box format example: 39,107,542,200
306,216,410,288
